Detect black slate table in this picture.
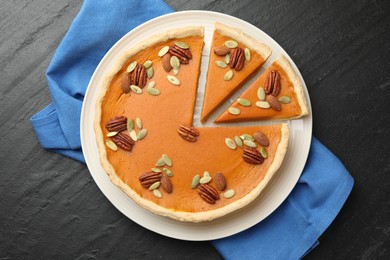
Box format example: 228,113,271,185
1,0,389,259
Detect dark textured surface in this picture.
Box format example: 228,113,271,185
1,0,389,259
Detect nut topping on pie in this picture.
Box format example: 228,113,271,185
264,70,281,96
130,64,148,89
177,124,199,142
229,47,245,71
242,147,264,165
105,116,127,132
139,171,162,189
112,132,134,151
197,184,220,204
213,45,230,56
168,44,192,64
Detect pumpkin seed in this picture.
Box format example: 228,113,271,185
105,140,118,151
156,158,166,167
163,168,173,177
147,87,160,96
148,181,160,190
224,70,234,81
240,134,255,141
237,98,251,107
173,69,179,75
244,48,251,61
256,101,270,109
170,56,180,69
225,138,237,150
279,96,292,104
224,54,230,64
136,117,142,129
224,40,238,49
167,75,180,86
162,154,172,166
175,41,189,49
243,140,257,148
147,81,156,89
158,46,169,57
143,60,153,69
199,176,212,184
126,61,137,73
260,147,268,158
127,119,134,132
129,130,138,141
146,67,154,79
137,128,147,140
223,189,236,199
153,189,162,198
151,168,162,173
215,60,227,68
130,85,142,94
257,87,266,101
235,136,243,148
106,131,118,137
191,175,200,189
204,171,210,177
228,107,240,115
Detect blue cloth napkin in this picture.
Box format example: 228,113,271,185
30,1,354,259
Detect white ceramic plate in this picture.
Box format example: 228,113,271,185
81,11,312,241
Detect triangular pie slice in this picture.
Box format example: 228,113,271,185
215,55,309,123
200,22,272,123
94,27,290,222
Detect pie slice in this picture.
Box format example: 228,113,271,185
200,22,272,123
94,27,290,222
215,55,309,123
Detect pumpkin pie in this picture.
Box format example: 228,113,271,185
215,55,309,123
94,26,290,222
200,22,272,123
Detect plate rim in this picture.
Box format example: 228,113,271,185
80,10,312,241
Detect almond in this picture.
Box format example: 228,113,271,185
162,53,172,72
254,131,269,147
214,45,230,56
266,95,281,111
161,175,173,193
121,74,131,93
214,172,226,191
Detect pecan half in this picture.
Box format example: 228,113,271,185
214,45,230,56
112,132,134,151
121,73,131,93
243,147,264,165
139,171,162,188
169,45,192,64
162,53,172,72
266,95,281,111
214,172,226,191
254,131,270,147
229,47,245,71
197,184,220,204
177,124,199,142
161,175,173,193
105,116,127,132
264,70,281,96
130,64,147,88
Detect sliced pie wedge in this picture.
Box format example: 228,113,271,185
200,22,272,123
215,55,309,123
